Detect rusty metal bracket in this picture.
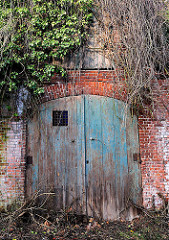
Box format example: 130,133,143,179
133,153,141,163
26,156,33,164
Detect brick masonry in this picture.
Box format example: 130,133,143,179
138,117,169,209
39,70,127,102
138,81,169,209
0,121,26,209
1,70,168,210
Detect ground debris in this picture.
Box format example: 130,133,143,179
0,203,169,239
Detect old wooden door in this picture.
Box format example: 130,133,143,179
26,95,141,219
85,96,128,219
26,96,86,212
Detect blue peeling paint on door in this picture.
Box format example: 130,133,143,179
84,96,129,219
26,95,142,219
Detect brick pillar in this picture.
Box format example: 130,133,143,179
0,120,26,209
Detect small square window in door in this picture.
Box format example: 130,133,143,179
53,111,68,126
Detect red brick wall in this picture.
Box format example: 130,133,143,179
0,121,26,209
139,81,169,209
39,70,127,102
138,118,168,209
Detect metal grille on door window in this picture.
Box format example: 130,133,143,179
53,111,68,126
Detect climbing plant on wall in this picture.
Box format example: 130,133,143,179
0,0,93,96
95,0,169,112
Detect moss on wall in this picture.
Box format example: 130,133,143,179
0,121,9,172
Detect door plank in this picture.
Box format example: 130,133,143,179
101,97,128,219
85,95,104,218
85,96,129,219
126,114,142,205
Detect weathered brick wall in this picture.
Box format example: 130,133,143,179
0,121,26,209
138,118,168,209
138,80,169,209
39,70,127,103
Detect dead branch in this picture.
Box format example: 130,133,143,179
95,0,169,110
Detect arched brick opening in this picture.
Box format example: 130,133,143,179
38,70,169,210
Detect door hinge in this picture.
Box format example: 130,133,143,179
26,156,33,164
133,153,141,163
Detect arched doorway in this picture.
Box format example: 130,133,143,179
26,95,141,219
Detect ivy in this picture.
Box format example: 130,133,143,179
0,0,93,94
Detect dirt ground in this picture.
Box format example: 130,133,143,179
0,207,169,240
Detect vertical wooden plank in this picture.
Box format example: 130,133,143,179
126,114,142,205
101,97,128,219
85,96,129,219
41,103,48,194
100,97,117,219
44,101,64,209
85,95,104,218
25,120,33,197
64,96,85,212
26,112,40,197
